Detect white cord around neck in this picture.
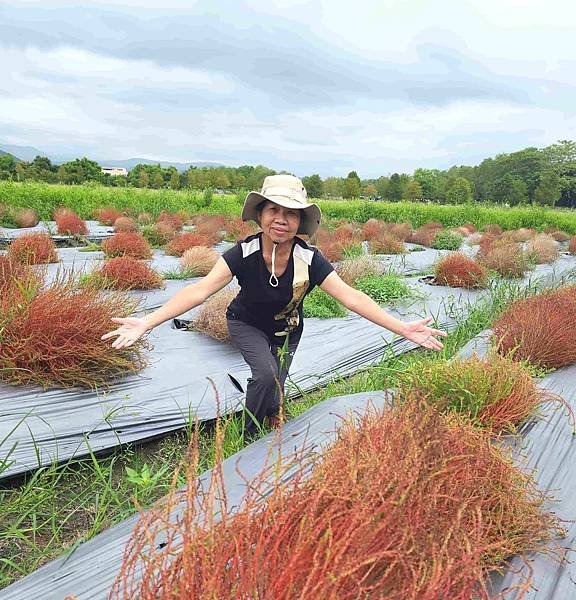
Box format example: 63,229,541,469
269,243,279,287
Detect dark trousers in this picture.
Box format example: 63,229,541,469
227,319,299,438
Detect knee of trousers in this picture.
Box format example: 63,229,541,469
248,371,280,393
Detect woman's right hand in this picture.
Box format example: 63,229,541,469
101,317,150,349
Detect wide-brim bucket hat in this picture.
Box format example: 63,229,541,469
242,174,321,236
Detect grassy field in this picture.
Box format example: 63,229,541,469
1,181,576,232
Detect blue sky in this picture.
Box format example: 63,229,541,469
1,0,575,177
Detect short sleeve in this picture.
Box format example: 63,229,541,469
310,247,334,288
222,243,243,277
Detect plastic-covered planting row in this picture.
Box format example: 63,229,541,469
0,220,114,242
1,256,575,481
0,278,479,480
0,392,388,600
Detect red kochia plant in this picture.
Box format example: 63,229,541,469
477,242,529,278
101,231,153,259
0,255,42,308
157,211,184,231
550,230,570,242
95,206,123,226
493,285,576,369
96,257,164,290
14,208,39,228
114,216,138,232
483,223,503,235
526,234,559,264
409,223,443,247
7,232,58,265
569,236,576,254
317,240,344,262
361,218,384,240
166,232,212,257
0,273,147,388
112,401,559,600
435,252,488,288
55,210,89,236
224,217,258,241
386,222,413,241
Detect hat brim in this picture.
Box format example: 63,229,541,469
242,191,321,236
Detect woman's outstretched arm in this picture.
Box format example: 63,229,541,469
101,257,233,349
319,271,447,351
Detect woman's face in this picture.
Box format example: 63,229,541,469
259,201,301,244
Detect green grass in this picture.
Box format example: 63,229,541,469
162,267,201,280
431,230,463,250
342,243,364,259
0,274,569,589
355,273,416,304
303,287,347,318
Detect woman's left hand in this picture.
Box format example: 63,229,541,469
401,317,447,351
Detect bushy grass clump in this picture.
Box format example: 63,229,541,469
303,287,347,319
355,273,414,304
113,216,138,232
434,253,488,289
0,274,147,388
409,223,443,247
101,231,153,259
0,255,42,306
224,217,258,241
14,208,39,228
478,243,530,279
525,234,559,264
398,353,546,432
569,236,576,254
431,230,463,250
140,223,176,247
493,285,576,369
166,232,213,257
179,247,219,276
191,289,238,342
369,233,406,254
95,206,123,225
7,232,59,265
335,255,380,286
113,401,559,600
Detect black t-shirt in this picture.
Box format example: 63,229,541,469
222,232,334,342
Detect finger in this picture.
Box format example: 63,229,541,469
101,329,121,341
112,335,129,349
418,316,433,325
111,317,128,324
429,328,448,337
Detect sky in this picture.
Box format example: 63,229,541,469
1,0,575,178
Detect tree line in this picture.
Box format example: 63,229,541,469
0,140,574,207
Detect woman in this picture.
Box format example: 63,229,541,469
102,175,447,438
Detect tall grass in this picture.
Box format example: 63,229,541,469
1,182,576,232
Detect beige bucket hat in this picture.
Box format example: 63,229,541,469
242,174,321,236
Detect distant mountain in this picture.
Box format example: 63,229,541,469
0,143,224,172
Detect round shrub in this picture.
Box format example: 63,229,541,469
361,218,383,241
0,276,147,388
462,222,476,233
318,241,344,263
179,247,219,276
7,232,59,265
141,222,176,247
431,230,463,251
434,253,488,289
166,232,213,257
56,210,88,236
224,217,258,241
569,236,576,254
137,212,153,225
551,230,570,243
191,288,238,342
409,224,443,247
493,286,576,369
96,207,123,226
157,211,183,232
483,223,503,235
478,243,529,278
335,255,380,286
370,233,406,255
14,208,39,228
526,234,559,264
101,231,153,259
512,228,536,242
0,255,42,307
398,353,547,432
114,216,139,232
95,257,164,290
386,222,412,242
356,273,413,304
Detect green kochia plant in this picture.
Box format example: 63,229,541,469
432,230,463,250
303,287,347,319
355,273,415,305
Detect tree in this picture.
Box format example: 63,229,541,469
362,183,377,198
152,171,164,189
491,174,527,205
169,170,180,189
374,176,389,198
445,177,473,204
138,170,150,188
387,173,403,201
31,155,54,172
0,154,17,179
323,177,343,198
58,157,102,183
302,174,323,198
406,179,422,201
533,171,561,206
343,172,361,199
413,168,441,201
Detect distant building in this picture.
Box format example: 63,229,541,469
101,167,128,177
